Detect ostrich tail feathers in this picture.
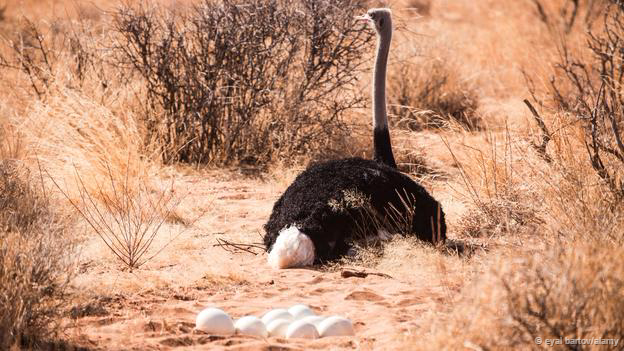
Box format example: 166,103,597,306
268,226,315,269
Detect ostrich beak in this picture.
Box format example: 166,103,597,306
355,14,371,22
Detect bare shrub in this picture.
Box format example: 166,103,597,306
50,164,186,271
0,17,60,99
529,0,608,33
0,161,75,348
111,0,372,166
521,110,624,244
0,13,119,102
388,56,481,131
547,2,624,201
521,1,624,242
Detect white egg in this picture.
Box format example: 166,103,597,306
288,304,315,319
195,307,235,335
299,315,326,328
234,316,268,337
286,320,319,339
261,308,293,325
266,318,291,338
317,316,354,337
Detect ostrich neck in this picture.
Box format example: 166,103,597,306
372,28,396,168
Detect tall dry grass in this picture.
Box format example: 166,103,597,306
405,241,623,351
0,0,190,270
0,53,79,348
386,37,481,131
383,118,622,350
393,2,624,349
0,4,150,185
445,129,543,240
21,89,149,198
0,160,76,349
410,108,624,348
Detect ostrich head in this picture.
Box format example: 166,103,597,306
357,8,392,35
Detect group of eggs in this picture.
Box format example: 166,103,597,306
195,304,354,339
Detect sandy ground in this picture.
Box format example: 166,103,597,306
63,159,468,350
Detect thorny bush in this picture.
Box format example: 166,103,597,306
112,0,373,166
549,2,624,201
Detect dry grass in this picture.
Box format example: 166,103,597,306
1,76,79,349
546,2,624,200
388,50,481,131
409,115,624,350
407,241,624,350
0,106,23,161
21,89,149,195
0,161,75,349
446,130,543,239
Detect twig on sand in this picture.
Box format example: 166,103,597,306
340,269,393,279
213,238,265,255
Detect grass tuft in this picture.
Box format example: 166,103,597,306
0,161,75,349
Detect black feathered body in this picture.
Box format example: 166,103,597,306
264,158,446,263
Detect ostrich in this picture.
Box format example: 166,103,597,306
264,8,446,269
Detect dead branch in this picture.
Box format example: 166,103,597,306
564,0,580,33
213,238,265,255
340,269,393,279
523,99,553,163
531,0,550,25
